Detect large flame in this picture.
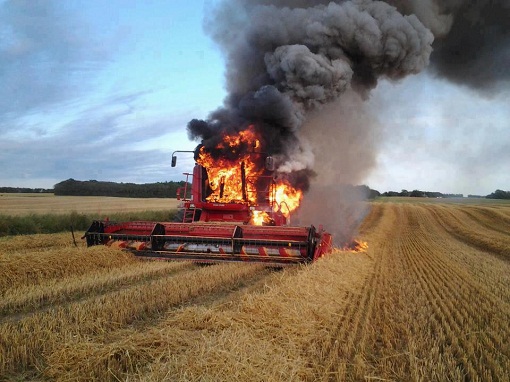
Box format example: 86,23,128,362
196,127,303,220
196,129,263,204
271,181,302,217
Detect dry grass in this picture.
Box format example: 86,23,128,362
1,200,509,381
0,243,138,295
0,193,178,216
0,258,267,377
0,260,187,317
43,252,371,381
0,232,78,254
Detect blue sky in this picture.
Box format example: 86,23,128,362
1,0,509,195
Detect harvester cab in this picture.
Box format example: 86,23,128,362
170,150,286,227
84,149,333,265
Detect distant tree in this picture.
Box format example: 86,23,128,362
53,179,189,198
0,187,53,193
368,188,381,199
381,190,465,198
410,190,425,197
443,193,464,198
424,191,442,198
486,189,510,199
382,191,400,197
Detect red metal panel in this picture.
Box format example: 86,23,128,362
313,232,333,261
103,221,156,235
160,223,237,238
241,225,310,241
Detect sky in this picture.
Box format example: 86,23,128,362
0,0,509,196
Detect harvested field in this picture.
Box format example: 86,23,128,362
1,199,509,381
0,194,178,216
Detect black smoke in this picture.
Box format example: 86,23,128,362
189,0,434,187
388,0,510,92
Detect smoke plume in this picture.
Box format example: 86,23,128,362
188,0,509,243
389,0,510,92
189,0,433,178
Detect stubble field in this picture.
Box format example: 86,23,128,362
0,193,179,216
0,196,509,381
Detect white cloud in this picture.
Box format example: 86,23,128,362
364,74,510,195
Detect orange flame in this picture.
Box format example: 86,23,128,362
196,129,263,204
250,210,273,225
342,239,369,252
271,181,302,217
196,126,303,217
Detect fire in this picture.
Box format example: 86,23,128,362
196,129,263,204
196,126,303,221
250,210,273,225
342,239,369,252
271,181,302,217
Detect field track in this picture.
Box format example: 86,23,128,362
0,200,509,381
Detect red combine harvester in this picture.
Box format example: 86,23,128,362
84,149,333,265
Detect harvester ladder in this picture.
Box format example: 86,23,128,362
182,208,196,223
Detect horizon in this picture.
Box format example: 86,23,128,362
0,178,497,197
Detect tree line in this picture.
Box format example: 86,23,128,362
381,189,463,198
0,187,52,193
53,179,189,198
380,189,510,200
486,189,510,199
3,181,510,200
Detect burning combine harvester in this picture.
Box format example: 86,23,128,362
84,127,333,265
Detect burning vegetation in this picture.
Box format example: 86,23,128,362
342,239,369,253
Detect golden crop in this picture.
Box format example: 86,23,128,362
0,199,509,381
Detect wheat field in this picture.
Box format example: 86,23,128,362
0,194,179,216
0,198,509,381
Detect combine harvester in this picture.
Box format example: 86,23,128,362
84,131,333,265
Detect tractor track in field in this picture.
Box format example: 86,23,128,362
318,262,377,380
418,205,510,304
448,205,510,237
420,205,510,347
400,205,484,379
0,261,194,324
317,203,391,380
62,264,284,348
318,202,509,381
427,206,510,261
322,205,386,379
358,203,385,235
0,261,274,377
401,204,508,380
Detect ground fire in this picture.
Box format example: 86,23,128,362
342,239,369,253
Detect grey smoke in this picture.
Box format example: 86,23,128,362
389,0,510,91
218,0,510,92
190,0,434,175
